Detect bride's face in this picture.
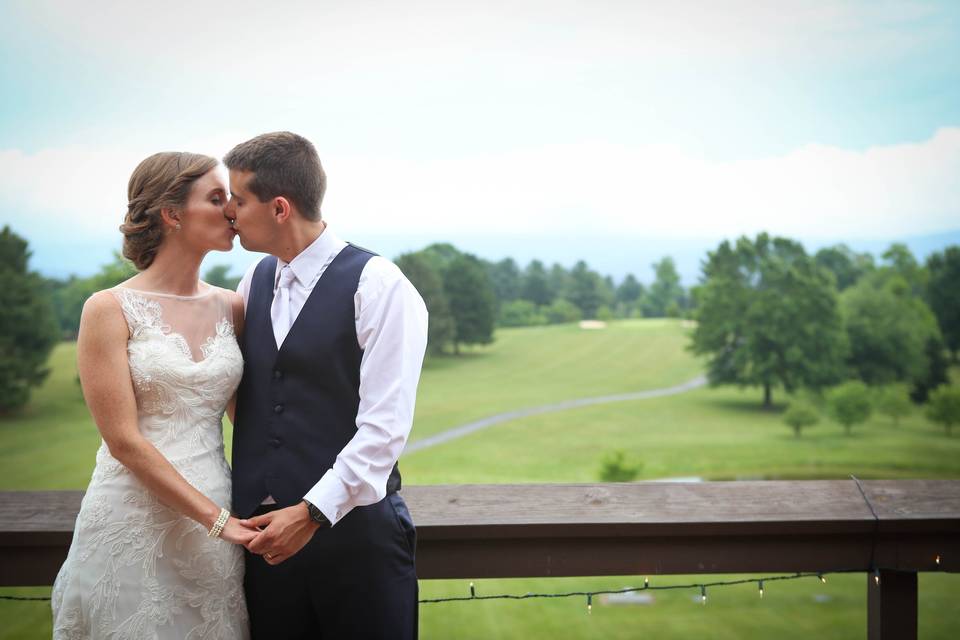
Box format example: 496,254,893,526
177,169,234,252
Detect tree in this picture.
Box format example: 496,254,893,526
926,386,960,436
783,400,820,437
841,277,940,386
521,260,554,306
598,450,642,482
0,226,60,413
203,264,241,290
544,299,582,324
616,274,644,317
49,252,138,337
643,257,685,317
910,336,950,403
548,263,571,302
485,257,521,312
881,243,927,298
690,234,848,408
443,254,496,352
875,385,912,426
926,246,960,361
395,252,456,356
828,381,873,435
499,300,545,327
814,244,874,291
566,260,610,319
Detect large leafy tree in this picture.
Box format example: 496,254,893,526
814,244,874,291
926,246,960,361
395,252,455,356
840,276,940,385
690,233,847,408
0,226,60,413
615,274,644,317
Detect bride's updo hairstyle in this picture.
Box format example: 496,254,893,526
120,152,218,270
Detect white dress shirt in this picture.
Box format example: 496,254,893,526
236,227,429,526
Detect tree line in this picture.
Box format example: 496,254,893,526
689,234,959,418
394,243,689,355
2,224,958,418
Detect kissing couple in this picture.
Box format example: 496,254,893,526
51,132,427,639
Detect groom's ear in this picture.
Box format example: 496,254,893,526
273,196,293,224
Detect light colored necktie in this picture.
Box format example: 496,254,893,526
271,265,297,348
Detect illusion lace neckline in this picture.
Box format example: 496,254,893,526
115,283,215,300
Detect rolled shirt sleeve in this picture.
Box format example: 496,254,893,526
302,257,428,525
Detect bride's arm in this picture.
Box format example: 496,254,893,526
225,291,245,426
77,291,255,545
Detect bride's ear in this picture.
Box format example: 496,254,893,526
159,207,182,232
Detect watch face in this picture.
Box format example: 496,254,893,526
306,502,326,524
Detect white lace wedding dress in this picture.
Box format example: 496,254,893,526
51,285,250,639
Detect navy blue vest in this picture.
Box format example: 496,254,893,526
231,244,402,518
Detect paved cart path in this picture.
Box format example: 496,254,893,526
405,374,708,454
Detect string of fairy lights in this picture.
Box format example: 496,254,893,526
1,563,946,609
1,475,947,609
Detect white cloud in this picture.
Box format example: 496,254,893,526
2,127,957,243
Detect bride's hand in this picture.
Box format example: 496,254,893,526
219,517,260,546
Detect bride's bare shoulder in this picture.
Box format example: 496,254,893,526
80,290,127,333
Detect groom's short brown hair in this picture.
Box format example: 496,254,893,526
224,131,326,221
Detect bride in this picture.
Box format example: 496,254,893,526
51,152,254,638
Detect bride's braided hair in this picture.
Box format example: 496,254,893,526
120,152,217,270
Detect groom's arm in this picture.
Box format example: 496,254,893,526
303,257,429,526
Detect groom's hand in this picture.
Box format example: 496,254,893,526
241,502,322,565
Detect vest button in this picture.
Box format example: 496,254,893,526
273,370,283,380
274,404,284,414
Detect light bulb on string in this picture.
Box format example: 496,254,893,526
935,555,941,566
700,585,707,605
587,594,592,615
817,572,826,584
758,580,764,598
873,569,881,586
644,577,649,589
470,582,476,598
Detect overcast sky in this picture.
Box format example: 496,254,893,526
1,0,958,279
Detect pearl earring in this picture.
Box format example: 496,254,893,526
175,222,181,231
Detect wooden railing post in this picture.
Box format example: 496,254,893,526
867,569,917,640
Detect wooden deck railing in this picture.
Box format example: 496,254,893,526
2,480,958,639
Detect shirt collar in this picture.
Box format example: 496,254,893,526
275,225,347,290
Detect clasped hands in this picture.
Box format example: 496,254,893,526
221,502,321,565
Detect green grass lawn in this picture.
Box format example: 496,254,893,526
411,318,704,441
402,383,960,484
1,321,958,638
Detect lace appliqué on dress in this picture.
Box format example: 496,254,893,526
51,287,248,640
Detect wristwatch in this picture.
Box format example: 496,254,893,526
302,499,331,527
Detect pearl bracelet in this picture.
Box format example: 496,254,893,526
207,507,230,538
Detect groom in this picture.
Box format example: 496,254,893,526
224,132,427,639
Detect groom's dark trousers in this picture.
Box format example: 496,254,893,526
233,248,418,639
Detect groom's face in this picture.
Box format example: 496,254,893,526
226,170,275,252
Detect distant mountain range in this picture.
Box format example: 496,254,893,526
28,228,960,287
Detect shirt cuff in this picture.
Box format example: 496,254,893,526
302,469,352,527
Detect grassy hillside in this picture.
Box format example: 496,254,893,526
1,321,958,639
